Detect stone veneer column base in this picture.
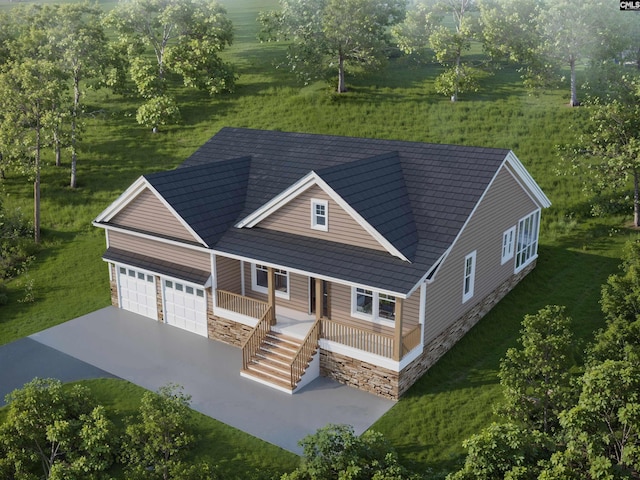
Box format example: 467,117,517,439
207,316,253,347
109,264,119,308
319,261,537,400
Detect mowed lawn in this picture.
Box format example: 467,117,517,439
0,0,637,477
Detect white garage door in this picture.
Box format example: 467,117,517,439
163,279,207,337
118,267,157,320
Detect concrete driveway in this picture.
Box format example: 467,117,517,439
8,306,395,454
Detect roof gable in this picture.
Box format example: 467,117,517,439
144,157,251,247
235,165,408,261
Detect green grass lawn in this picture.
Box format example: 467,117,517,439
0,0,636,477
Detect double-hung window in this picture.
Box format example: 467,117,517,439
501,226,516,264
252,264,290,299
462,251,476,303
311,199,328,231
515,210,540,272
352,288,396,324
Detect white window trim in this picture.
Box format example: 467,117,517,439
515,210,540,273
501,226,516,265
350,287,396,327
251,263,290,300
311,198,328,232
462,251,476,303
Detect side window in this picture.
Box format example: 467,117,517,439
462,251,476,303
515,210,540,272
501,226,516,264
311,199,328,231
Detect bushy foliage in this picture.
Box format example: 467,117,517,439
0,378,116,479
282,424,422,480
122,384,212,480
0,196,35,283
590,240,640,364
497,305,575,434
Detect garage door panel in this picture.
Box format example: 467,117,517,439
118,267,157,320
163,280,207,337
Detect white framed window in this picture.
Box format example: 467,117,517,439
462,251,476,303
311,199,328,231
251,263,290,299
352,288,396,325
515,210,540,272
501,226,516,264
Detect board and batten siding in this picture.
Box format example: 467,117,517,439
256,185,387,253
423,165,539,344
216,256,242,293
111,188,197,243
108,231,210,273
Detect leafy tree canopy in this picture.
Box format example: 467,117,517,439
258,0,406,93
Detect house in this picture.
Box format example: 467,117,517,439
93,128,550,399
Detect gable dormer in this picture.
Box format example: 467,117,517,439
235,152,417,262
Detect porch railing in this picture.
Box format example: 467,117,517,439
322,319,422,360
322,319,394,358
241,306,274,371
402,325,422,356
217,289,269,319
290,318,321,389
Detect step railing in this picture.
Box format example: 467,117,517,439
241,305,274,371
289,318,321,389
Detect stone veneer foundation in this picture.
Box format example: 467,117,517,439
207,316,253,347
320,261,537,400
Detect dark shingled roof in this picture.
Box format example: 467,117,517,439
118,127,515,294
144,157,251,247
104,248,210,285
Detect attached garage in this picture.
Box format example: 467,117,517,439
117,266,157,320
163,279,208,337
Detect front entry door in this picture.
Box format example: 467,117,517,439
310,278,330,319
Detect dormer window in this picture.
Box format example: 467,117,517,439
311,199,328,231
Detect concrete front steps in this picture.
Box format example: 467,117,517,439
241,330,315,393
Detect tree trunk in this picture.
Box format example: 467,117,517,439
337,54,346,93
54,135,61,167
34,123,41,244
634,169,639,227
70,76,80,189
569,56,579,107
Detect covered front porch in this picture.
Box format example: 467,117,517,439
214,264,423,364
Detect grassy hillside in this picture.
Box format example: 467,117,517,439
0,0,637,477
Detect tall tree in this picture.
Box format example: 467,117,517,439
562,83,640,227
497,305,575,434
52,3,107,189
258,0,406,93
479,0,614,106
0,59,65,243
394,0,483,102
106,0,235,133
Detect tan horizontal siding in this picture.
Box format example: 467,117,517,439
331,283,419,334
216,256,241,293
256,185,387,252
111,188,197,243
242,262,309,312
109,230,210,272
424,166,539,344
